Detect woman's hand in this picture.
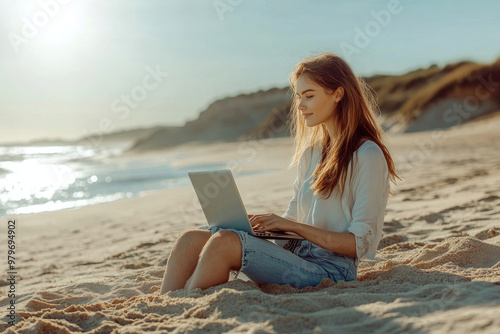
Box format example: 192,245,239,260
247,213,300,233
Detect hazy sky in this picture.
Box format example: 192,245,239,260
1,0,500,144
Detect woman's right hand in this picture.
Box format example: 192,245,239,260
247,214,259,228
247,213,296,233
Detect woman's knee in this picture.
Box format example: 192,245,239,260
203,230,242,255
211,230,240,244
174,229,212,250
202,230,243,269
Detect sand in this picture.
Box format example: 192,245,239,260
1,116,500,333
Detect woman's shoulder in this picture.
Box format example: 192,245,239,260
355,140,388,173
357,139,383,156
302,143,321,160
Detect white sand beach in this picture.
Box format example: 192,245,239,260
1,113,500,333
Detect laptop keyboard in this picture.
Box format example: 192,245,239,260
255,230,288,236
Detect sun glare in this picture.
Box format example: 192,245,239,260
36,4,87,48
3,159,76,202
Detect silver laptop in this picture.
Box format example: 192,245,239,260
188,169,304,240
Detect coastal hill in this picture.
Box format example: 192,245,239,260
129,87,293,152
373,58,500,133
127,57,500,152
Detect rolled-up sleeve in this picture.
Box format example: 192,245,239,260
347,146,389,260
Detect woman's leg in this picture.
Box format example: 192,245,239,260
159,229,212,294
227,235,334,288
188,227,336,290
185,230,243,291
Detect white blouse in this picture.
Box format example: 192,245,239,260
278,140,390,267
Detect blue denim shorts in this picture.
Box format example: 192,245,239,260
196,225,357,288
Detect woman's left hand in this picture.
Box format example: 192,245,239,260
248,213,299,233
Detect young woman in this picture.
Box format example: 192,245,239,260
159,52,400,293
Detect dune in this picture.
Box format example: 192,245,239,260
1,115,500,333
123,57,500,153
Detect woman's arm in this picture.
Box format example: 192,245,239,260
292,221,357,258
250,214,357,258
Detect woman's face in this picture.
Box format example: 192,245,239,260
295,74,343,131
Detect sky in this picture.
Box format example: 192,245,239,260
1,0,500,144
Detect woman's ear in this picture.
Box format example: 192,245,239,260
335,87,344,102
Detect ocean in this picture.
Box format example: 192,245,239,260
0,144,259,218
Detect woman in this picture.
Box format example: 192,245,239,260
159,52,400,293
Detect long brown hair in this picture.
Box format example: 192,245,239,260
287,52,401,199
